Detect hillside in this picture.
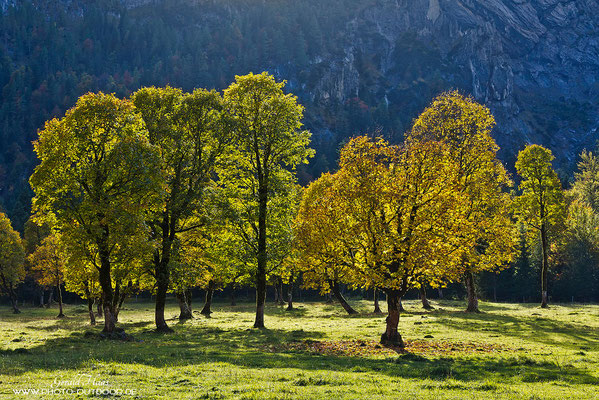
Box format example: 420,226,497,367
1,0,598,226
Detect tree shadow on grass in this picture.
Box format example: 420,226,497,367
433,310,599,350
2,322,598,387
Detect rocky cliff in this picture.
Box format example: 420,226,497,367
267,0,599,167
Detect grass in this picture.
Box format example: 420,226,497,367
1,299,598,399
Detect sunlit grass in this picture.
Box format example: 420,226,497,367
1,299,598,399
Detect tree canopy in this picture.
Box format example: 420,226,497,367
221,72,314,328
30,92,163,333
515,144,565,308
0,212,26,313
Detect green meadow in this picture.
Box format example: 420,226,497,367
1,300,598,399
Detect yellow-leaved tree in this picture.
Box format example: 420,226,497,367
337,136,466,346
28,233,67,318
30,92,163,334
295,172,358,315
0,212,26,314
409,91,516,312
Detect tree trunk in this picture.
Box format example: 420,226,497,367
8,285,20,314
230,287,236,306
540,223,549,308
10,297,20,314
381,290,404,347
437,288,444,299
177,290,193,320
465,270,480,313
286,278,294,311
185,289,192,310
419,285,433,310
95,223,119,333
47,289,54,307
373,288,382,313
56,283,64,318
254,180,268,328
398,297,405,312
97,298,103,317
39,290,45,307
98,240,116,333
277,277,285,305
329,280,358,315
114,287,128,322
87,296,96,325
201,281,214,316
154,252,173,332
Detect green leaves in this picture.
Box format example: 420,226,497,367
30,92,163,326
223,72,314,173
515,144,565,233
31,92,163,232
219,72,313,281
0,212,25,290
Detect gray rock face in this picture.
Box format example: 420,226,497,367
14,0,599,167
291,0,599,166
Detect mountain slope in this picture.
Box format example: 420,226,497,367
1,0,598,226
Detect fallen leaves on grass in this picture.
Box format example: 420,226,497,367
269,339,512,357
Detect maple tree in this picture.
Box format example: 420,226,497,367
408,91,516,312
63,254,101,325
28,233,67,318
23,217,52,307
339,136,468,346
515,144,566,308
571,150,599,213
295,172,358,315
221,72,313,328
132,86,229,332
0,212,26,314
30,92,163,333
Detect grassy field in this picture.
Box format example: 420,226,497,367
1,299,598,399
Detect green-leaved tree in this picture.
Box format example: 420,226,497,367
30,92,163,333
515,144,565,308
0,212,26,314
132,86,229,332
222,72,313,328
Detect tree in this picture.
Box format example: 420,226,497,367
295,172,358,315
557,149,599,301
335,136,465,347
23,217,52,307
171,221,225,320
571,150,599,213
515,144,565,308
28,233,67,317
409,91,516,312
132,86,228,332
167,236,208,320
559,200,599,301
222,72,313,328
0,212,26,314
30,92,163,333
63,255,101,325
